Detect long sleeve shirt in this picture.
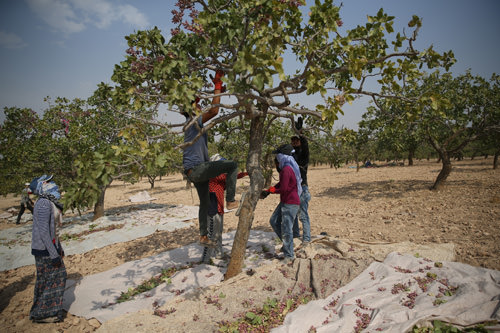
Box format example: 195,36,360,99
274,166,300,205
31,198,62,259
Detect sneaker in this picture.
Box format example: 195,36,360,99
199,235,216,248
282,257,294,265
215,248,224,259
226,200,239,211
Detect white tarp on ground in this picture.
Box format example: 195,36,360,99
128,191,157,203
63,230,277,323
274,252,500,332
0,203,197,271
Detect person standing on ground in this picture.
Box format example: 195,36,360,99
291,116,311,245
201,154,248,263
29,176,66,323
16,182,34,224
183,70,239,248
260,144,302,263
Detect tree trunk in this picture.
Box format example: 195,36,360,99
225,116,265,279
408,148,414,166
355,151,359,172
92,186,107,221
431,151,452,190
494,148,499,170
148,175,155,189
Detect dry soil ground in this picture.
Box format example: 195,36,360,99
0,158,498,332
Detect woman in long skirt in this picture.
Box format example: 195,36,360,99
29,176,66,323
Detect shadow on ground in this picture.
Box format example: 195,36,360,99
317,178,488,201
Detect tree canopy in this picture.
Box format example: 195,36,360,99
0,0,459,278
99,0,454,278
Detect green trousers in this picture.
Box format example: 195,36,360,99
188,160,237,236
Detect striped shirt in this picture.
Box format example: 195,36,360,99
31,198,62,259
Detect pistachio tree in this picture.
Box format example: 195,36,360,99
0,98,88,196
106,0,453,278
365,71,498,189
61,84,183,219
361,100,424,166
0,107,42,195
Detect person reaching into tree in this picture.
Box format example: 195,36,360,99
183,69,239,248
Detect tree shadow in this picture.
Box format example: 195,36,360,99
151,177,184,185
317,179,429,202
120,185,190,197
451,166,494,173
62,202,189,230
318,178,489,202
117,226,199,263
107,202,178,214
310,165,338,170
85,227,214,311
0,271,34,313
150,186,188,194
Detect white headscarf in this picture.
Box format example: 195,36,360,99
276,153,302,197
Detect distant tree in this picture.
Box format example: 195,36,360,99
0,98,88,196
0,107,42,195
361,100,424,166
61,85,183,219
335,127,371,171
368,71,498,189
304,131,335,168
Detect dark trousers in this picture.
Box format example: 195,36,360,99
17,202,34,224
187,160,237,236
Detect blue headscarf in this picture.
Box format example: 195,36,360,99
276,153,302,197
30,175,61,199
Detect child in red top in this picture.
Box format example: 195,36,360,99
201,154,248,262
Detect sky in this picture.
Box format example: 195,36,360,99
1,0,499,129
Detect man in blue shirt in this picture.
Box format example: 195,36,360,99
183,70,239,248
